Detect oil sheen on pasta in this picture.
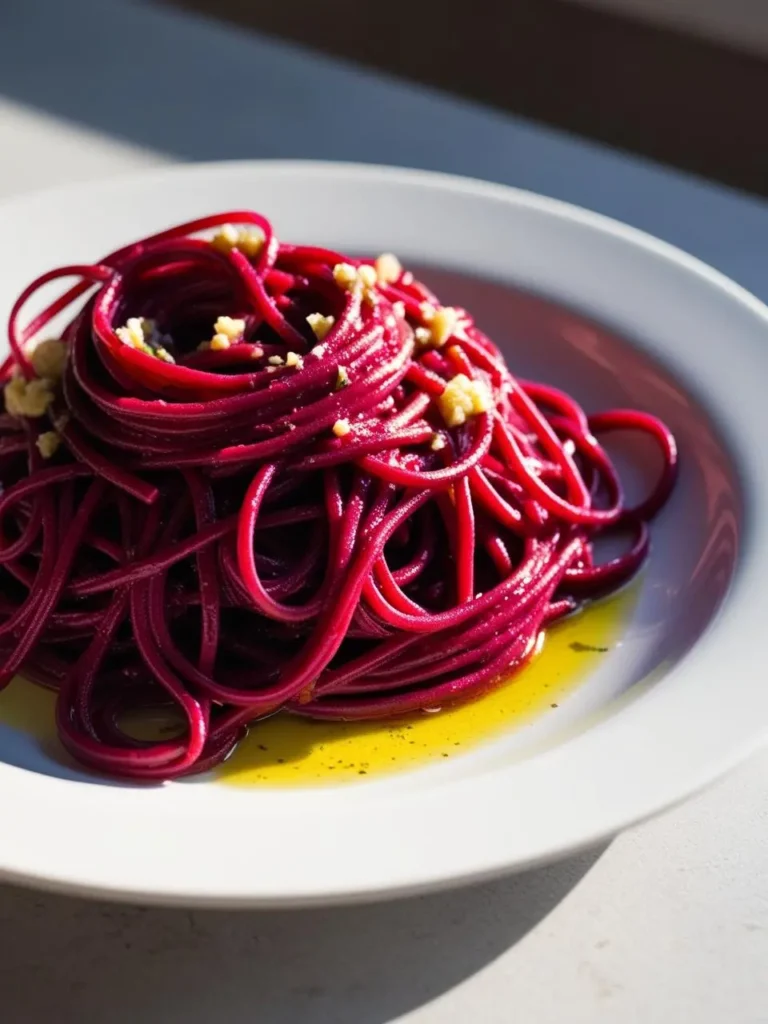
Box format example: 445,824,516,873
0,588,633,786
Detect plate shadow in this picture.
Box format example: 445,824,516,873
0,844,606,1023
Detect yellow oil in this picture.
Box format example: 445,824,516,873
220,587,635,786
0,675,57,740
0,588,634,786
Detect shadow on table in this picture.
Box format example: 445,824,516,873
0,845,605,1024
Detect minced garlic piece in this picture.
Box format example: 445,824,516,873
250,345,264,359
36,430,61,459
285,351,303,369
209,335,231,351
214,316,246,341
438,374,492,428
430,433,446,451
335,365,350,390
413,305,460,348
116,317,150,351
212,223,238,249
115,317,174,361
307,313,335,341
4,375,54,418
332,418,351,437
30,338,67,381
211,224,264,259
332,263,377,303
268,355,284,366
357,264,377,289
332,263,359,290
375,253,401,284
236,231,265,258
430,306,459,347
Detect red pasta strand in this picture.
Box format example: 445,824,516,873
0,212,677,779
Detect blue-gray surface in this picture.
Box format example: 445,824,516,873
1,0,767,304
1,6,768,1024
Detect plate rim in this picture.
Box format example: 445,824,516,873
0,159,765,907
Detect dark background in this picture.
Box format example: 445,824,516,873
167,0,768,197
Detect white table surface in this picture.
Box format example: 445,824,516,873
1,1,767,1021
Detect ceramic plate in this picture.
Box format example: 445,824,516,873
0,161,763,906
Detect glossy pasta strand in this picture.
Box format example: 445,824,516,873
0,211,678,779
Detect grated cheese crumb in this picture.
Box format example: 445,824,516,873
332,418,351,437
375,253,402,284
154,347,175,364
420,302,437,323
250,345,264,359
414,327,432,347
268,355,284,366
209,334,231,351
285,351,303,369
306,313,335,341
430,433,446,451
36,430,61,459
213,316,246,341
438,373,492,428
211,224,264,259
4,375,55,418
335,366,350,390
392,301,405,318
30,338,67,381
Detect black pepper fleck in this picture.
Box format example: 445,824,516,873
570,641,609,653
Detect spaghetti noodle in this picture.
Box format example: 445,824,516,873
0,212,677,779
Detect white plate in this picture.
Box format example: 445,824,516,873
0,161,764,907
